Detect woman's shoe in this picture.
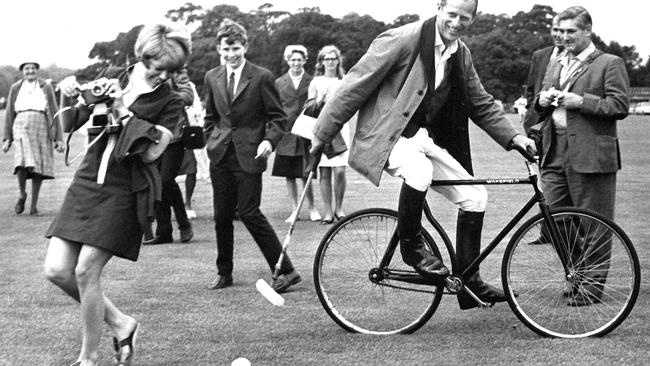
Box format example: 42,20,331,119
334,213,346,221
15,196,26,214
113,323,140,366
320,218,334,225
309,211,322,222
29,207,39,216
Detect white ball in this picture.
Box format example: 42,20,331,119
232,357,251,366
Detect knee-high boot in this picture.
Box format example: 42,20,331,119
456,209,506,309
398,182,449,279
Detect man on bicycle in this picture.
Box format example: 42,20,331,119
311,0,537,309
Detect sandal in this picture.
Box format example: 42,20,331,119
113,323,140,366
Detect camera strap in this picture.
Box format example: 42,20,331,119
64,128,107,167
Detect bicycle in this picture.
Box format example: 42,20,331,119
313,146,640,338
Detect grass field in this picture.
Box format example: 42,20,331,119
0,110,648,365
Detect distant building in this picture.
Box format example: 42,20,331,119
630,87,650,103
629,87,650,114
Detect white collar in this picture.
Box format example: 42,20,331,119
434,28,459,55
129,62,154,94
564,42,596,65
226,60,246,77
552,47,565,59
289,69,304,80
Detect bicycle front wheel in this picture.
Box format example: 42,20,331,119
313,208,444,335
503,208,640,338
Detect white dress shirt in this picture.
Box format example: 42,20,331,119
433,30,459,91
226,60,246,97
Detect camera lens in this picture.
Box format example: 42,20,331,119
91,84,105,96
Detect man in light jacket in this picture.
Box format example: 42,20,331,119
311,0,536,309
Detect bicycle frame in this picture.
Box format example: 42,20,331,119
376,160,574,290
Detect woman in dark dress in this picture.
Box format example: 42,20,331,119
272,45,321,222
43,24,191,366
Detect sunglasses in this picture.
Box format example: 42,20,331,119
322,57,339,61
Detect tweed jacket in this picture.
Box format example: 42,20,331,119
203,61,287,174
534,49,630,173
4,78,62,142
523,46,555,133
314,18,519,186
274,71,313,156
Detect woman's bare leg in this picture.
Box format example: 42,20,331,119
333,166,346,218
285,177,299,221
301,177,320,220
44,238,137,363
319,167,333,221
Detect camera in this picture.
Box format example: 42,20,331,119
78,77,115,107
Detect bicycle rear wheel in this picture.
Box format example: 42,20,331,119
503,207,640,338
313,208,444,334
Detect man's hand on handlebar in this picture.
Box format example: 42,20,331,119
510,134,538,162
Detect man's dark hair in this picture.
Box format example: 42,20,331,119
217,18,248,45
557,6,592,31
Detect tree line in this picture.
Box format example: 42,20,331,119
1,3,649,104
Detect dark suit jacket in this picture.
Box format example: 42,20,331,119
203,61,287,174
523,46,555,133
534,49,630,173
274,71,313,156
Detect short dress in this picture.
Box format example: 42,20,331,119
309,76,350,168
46,67,184,261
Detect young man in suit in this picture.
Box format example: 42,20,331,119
523,14,565,134
203,19,300,292
535,6,630,306
311,0,536,309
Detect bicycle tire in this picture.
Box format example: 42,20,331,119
502,207,640,338
313,208,445,334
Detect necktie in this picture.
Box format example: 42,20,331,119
560,57,579,87
228,72,235,103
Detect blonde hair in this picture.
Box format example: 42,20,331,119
315,45,345,79
134,24,191,71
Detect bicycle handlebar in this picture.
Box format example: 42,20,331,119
508,143,538,164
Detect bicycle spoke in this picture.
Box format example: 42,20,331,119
314,209,443,334
503,208,639,338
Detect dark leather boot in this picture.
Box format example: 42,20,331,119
398,182,449,280
455,210,506,310
400,233,449,279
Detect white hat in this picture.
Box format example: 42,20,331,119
19,61,40,71
283,45,308,61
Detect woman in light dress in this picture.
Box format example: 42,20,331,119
308,45,350,224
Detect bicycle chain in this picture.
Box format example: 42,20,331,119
374,280,454,295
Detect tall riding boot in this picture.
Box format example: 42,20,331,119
456,209,506,309
398,182,449,280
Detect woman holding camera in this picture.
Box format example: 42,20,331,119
43,24,191,366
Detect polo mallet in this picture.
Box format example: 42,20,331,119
257,149,322,306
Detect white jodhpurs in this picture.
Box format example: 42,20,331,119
384,128,487,212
